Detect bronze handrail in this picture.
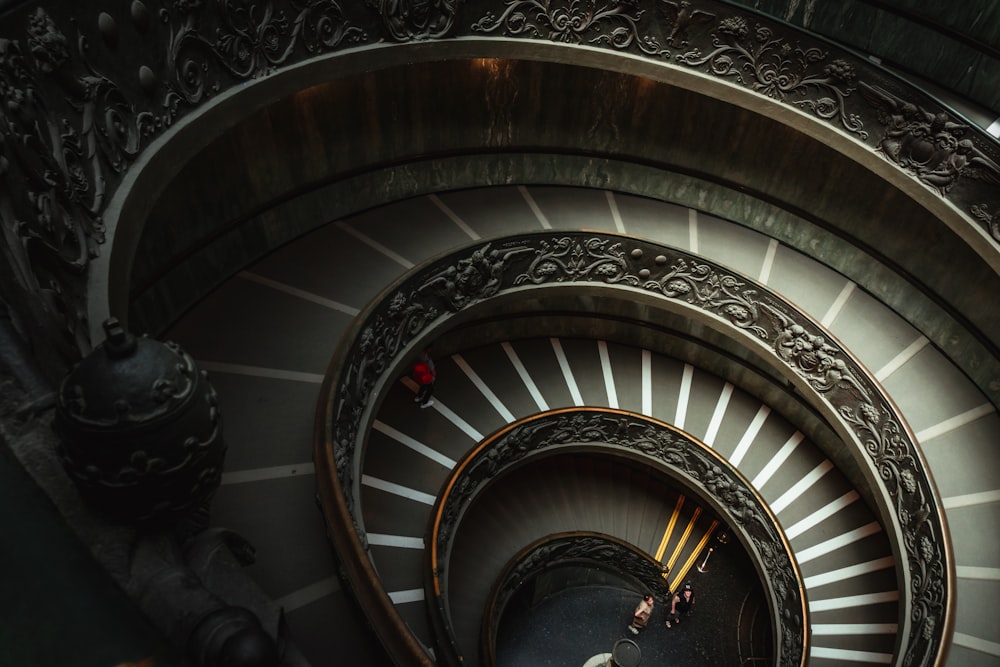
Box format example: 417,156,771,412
426,408,806,667
314,230,952,667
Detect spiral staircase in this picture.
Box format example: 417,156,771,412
163,186,1000,666
1,1,998,666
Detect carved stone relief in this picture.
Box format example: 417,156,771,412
472,0,669,57
0,1,368,362
0,0,995,370
368,0,462,40
861,81,1000,196
675,17,867,138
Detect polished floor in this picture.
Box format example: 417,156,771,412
495,542,765,666
163,185,1000,666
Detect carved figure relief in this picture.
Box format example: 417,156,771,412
761,302,870,401
420,242,532,309
860,82,1000,196
658,0,714,47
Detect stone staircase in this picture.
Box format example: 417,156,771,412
164,185,1000,666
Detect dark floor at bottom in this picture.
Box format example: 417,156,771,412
495,550,768,666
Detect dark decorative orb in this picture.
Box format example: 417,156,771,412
54,317,226,523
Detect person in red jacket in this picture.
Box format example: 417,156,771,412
412,350,436,408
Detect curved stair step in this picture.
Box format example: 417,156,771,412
156,186,999,665
363,339,898,661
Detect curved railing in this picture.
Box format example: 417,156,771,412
0,0,996,367
315,231,951,667
428,409,803,667
724,0,1000,114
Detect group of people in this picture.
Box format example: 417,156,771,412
627,583,696,635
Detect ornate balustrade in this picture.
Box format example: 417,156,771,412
0,0,996,376
315,230,950,667
427,410,801,667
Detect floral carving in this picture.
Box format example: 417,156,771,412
643,257,768,337
367,0,461,40
513,238,768,337
676,17,866,137
472,0,669,57
840,401,945,667
323,231,948,667
161,0,366,106
971,203,1000,242
0,10,128,362
514,236,638,285
26,7,70,72
0,2,367,365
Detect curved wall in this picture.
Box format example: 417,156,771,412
115,48,999,407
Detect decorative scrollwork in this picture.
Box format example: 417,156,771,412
676,17,866,138
161,0,367,98
512,237,768,337
0,1,367,362
367,0,462,40
323,231,948,667
472,0,669,57
971,203,1000,242
332,287,437,537
642,256,768,337
513,236,638,285
432,410,805,667
839,401,944,665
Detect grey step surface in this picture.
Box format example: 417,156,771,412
363,338,898,664
161,185,1000,666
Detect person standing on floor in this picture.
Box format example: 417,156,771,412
412,350,436,408
664,582,695,628
628,593,654,635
